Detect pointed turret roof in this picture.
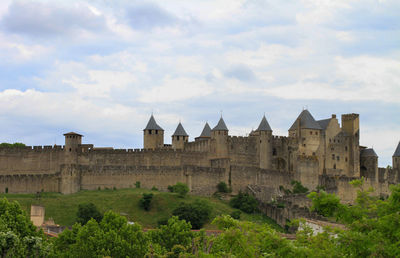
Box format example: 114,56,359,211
289,109,322,130
393,142,400,157
172,122,188,136
212,117,228,131
360,148,378,157
144,115,164,131
256,115,272,131
199,122,211,138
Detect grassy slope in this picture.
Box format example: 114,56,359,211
0,188,283,231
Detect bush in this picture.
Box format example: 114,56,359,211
151,186,158,191
217,182,230,193
291,180,309,194
230,210,241,219
230,191,258,214
307,190,341,217
135,181,141,188
172,182,189,198
172,200,212,229
76,203,103,225
167,185,174,192
139,193,153,211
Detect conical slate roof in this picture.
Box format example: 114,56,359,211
144,115,164,131
360,148,378,157
256,115,272,131
199,122,211,137
212,117,228,131
172,122,188,136
393,142,400,157
289,110,322,130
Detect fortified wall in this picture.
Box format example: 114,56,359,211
0,111,399,205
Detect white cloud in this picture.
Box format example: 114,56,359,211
139,76,214,103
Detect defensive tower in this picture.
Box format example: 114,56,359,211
143,115,164,149
341,113,360,177
211,117,229,158
172,122,189,150
393,142,400,170
257,115,273,169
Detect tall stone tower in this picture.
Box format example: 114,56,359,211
211,117,229,158
341,113,360,177
172,122,189,150
288,109,322,156
257,115,273,169
393,142,400,170
143,115,164,150
63,132,82,163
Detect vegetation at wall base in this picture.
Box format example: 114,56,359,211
230,191,259,213
0,188,282,231
139,193,153,211
2,181,400,257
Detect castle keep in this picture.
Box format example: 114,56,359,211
1,110,399,203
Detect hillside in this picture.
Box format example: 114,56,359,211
0,188,283,231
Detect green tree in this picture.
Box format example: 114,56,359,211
291,180,309,194
147,216,193,255
172,182,189,198
217,181,229,193
53,211,148,258
230,191,258,213
76,203,103,225
0,198,51,257
172,200,212,229
307,190,342,217
139,193,153,211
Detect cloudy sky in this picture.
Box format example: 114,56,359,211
0,0,399,166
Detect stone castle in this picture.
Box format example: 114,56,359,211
1,110,399,203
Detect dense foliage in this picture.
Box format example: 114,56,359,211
3,181,400,257
139,193,153,211
169,182,189,198
76,203,103,225
172,200,212,229
0,198,51,257
216,181,230,193
230,191,258,213
0,143,26,148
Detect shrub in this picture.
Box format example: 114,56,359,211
217,182,230,193
167,185,174,192
139,193,153,211
151,186,158,191
307,190,341,217
135,181,141,188
172,182,189,198
76,203,103,225
172,200,212,229
230,210,241,219
230,191,258,214
291,180,309,194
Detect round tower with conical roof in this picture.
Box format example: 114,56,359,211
172,122,189,150
257,115,273,169
393,142,400,170
211,117,229,158
143,115,164,150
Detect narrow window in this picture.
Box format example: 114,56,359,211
310,131,312,135
332,154,335,160
334,164,336,169
345,146,348,151
155,130,158,134
345,157,348,162
149,130,152,135
177,136,179,140
337,156,340,161
316,132,318,135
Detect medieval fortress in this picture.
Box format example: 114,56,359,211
1,110,399,203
